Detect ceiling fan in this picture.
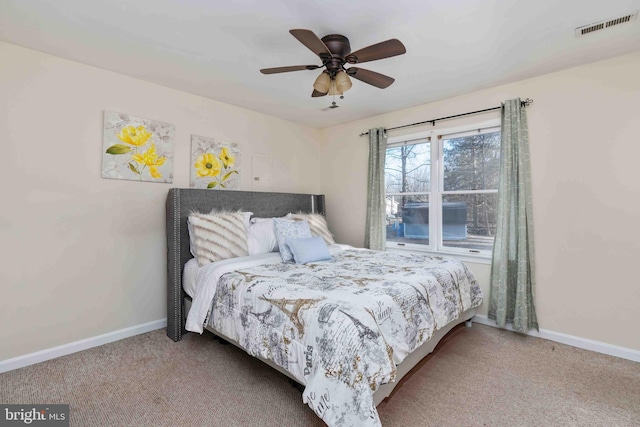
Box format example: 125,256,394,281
260,29,406,101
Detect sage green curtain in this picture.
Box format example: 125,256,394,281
489,98,538,334
365,128,387,250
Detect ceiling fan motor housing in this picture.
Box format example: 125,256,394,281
321,34,351,57
321,34,351,76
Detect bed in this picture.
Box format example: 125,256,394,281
166,188,482,427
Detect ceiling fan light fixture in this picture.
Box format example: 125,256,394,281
327,80,339,96
313,72,330,93
334,70,352,93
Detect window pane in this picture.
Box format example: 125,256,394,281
385,142,430,194
443,131,500,191
441,193,497,251
386,195,429,246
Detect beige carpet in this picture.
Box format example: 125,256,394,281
1,324,638,427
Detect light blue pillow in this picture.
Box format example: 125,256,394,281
286,236,332,264
273,219,312,262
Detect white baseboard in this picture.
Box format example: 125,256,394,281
472,314,640,363
0,318,167,374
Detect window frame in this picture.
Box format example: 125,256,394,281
385,119,501,261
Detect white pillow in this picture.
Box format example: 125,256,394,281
288,212,335,245
247,217,279,255
188,210,251,266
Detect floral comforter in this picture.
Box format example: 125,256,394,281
187,247,483,427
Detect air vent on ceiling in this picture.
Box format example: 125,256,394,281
575,10,638,37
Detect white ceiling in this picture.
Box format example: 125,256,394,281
1,0,639,128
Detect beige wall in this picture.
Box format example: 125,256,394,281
319,52,640,352
0,41,321,361
2,39,639,363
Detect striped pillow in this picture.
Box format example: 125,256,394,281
188,211,250,266
289,212,335,245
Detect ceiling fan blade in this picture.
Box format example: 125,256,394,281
290,29,332,59
311,89,327,97
346,39,406,64
260,65,320,74
347,67,395,89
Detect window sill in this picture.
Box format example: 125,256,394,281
386,245,492,265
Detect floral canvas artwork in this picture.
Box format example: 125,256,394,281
191,135,241,189
102,111,175,183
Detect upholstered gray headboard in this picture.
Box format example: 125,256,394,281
166,188,325,342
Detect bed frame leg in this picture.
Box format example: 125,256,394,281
213,334,229,345
288,378,305,392
465,319,473,328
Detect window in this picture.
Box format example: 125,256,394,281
384,120,500,257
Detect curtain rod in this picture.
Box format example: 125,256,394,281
359,98,533,137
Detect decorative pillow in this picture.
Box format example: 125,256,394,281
188,210,251,257
286,236,331,264
288,213,335,245
188,210,251,266
247,217,279,255
273,218,312,262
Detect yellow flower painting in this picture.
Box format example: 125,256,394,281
195,153,221,178
191,135,241,189
219,147,236,169
116,125,153,146
102,111,174,183
131,144,167,178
